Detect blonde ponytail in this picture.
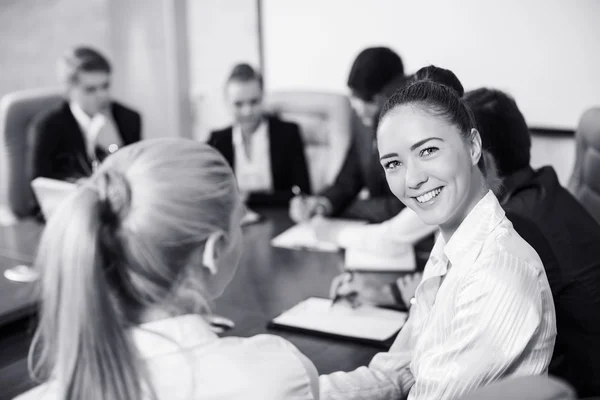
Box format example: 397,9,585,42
30,175,146,400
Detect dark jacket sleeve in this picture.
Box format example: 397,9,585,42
28,113,59,181
319,138,364,214
247,122,312,207
289,123,311,194
130,111,141,143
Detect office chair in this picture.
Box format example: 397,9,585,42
266,91,353,192
568,107,600,225
0,88,63,219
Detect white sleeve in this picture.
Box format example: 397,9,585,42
319,315,415,400
337,208,437,256
408,252,554,400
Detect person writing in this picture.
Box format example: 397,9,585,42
18,139,318,400
290,47,407,223
320,80,556,400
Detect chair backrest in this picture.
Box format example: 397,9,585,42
568,107,600,225
0,88,63,218
265,91,353,192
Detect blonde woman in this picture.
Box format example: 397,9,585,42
18,139,318,400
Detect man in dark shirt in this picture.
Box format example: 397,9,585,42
464,88,600,398
290,47,407,223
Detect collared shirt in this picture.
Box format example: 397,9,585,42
70,102,122,163
320,191,556,400
233,120,273,193
17,314,318,400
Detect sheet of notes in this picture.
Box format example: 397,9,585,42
345,247,416,272
271,219,367,252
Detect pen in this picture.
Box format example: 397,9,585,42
330,271,355,308
292,185,304,198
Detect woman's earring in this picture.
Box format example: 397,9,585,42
202,231,222,275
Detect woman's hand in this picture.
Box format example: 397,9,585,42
329,272,397,307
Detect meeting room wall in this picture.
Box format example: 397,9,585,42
0,0,110,97
261,0,596,184
186,0,261,142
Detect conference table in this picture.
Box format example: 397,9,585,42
0,208,407,399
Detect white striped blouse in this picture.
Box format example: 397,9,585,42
320,191,556,400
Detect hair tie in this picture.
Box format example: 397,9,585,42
97,169,131,226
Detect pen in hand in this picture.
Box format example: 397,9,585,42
330,272,357,308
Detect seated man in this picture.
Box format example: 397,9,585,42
290,47,408,223
208,63,311,206
466,88,600,397
29,46,141,182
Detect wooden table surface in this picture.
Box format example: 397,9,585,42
0,208,400,399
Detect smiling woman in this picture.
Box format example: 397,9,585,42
377,84,487,240
319,81,557,400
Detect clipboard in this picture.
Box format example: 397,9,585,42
267,297,408,348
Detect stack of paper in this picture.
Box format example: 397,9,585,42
270,219,367,252
345,247,416,272
241,209,263,226
270,297,407,344
31,177,77,219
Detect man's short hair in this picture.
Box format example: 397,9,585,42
60,46,111,84
347,47,404,102
464,88,532,177
226,63,263,89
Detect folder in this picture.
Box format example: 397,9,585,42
268,297,407,348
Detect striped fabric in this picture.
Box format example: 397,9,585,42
320,191,557,400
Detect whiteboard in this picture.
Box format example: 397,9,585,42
262,0,600,130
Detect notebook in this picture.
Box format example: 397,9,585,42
31,177,77,219
271,219,367,252
345,247,416,272
268,297,408,347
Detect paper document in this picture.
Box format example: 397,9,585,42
31,177,77,219
345,247,416,272
241,209,263,226
271,297,407,342
271,219,367,252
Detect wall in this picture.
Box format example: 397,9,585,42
108,0,192,139
0,0,110,97
186,0,260,141
262,0,600,130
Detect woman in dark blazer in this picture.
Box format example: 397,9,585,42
208,63,311,206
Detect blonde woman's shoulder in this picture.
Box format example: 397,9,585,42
13,382,58,400
217,334,319,399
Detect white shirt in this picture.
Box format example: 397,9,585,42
233,120,274,193
70,102,122,162
16,314,319,400
320,191,556,400
337,207,438,257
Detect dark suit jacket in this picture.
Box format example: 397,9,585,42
208,116,311,206
28,100,141,182
320,114,405,223
502,166,600,397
